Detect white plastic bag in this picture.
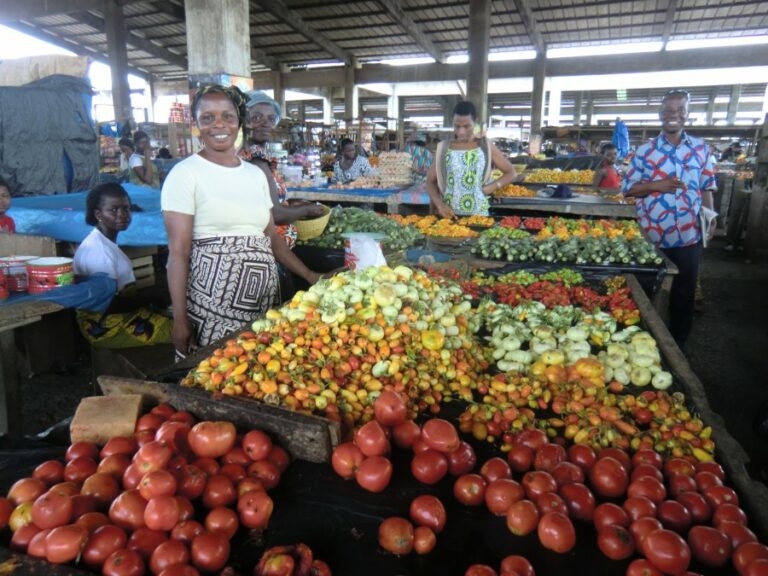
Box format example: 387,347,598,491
343,233,386,271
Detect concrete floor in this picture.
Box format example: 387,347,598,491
16,239,768,481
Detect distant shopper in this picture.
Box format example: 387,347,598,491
623,89,717,345
118,138,134,173
593,143,621,191
404,135,433,184
333,138,376,184
719,142,742,162
129,130,159,188
157,147,173,160
0,178,15,233
426,100,517,218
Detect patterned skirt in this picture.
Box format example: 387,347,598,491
187,235,279,347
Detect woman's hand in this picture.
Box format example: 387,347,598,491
172,316,196,357
482,183,498,196
301,204,325,219
436,202,455,219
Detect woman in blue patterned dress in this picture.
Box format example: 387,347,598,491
426,101,517,218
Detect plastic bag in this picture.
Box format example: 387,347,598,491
343,233,386,271
77,307,172,348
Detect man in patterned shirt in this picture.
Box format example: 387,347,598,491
623,89,717,345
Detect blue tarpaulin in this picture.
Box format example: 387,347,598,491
8,184,166,246
286,185,400,198
612,120,630,160
0,275,117,313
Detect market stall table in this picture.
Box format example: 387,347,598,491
285,185,402,214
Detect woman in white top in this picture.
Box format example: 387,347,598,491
162,85,323,357
74,183,135,291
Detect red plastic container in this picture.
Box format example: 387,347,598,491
25,257,74,294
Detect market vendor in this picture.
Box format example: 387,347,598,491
623,89,717,345
0,177,16,233
129,130,160,189
118,137,134,176
593,143,621,191
333,138,376,184
162,84,324,358
243,90,324,250
404,134,433,184
426,101,517,218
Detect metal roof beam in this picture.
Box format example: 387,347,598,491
376,0,446,63
251,0,352,65
661,0,678,49
0,0,148,21
504,0,544,53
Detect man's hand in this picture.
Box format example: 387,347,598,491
652,177,683,194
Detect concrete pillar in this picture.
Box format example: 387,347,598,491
529,54,546,153
466,0,491,125
104,0,132,127
586,95,594,125
387,87,399,131
547,89,561,127
272,71,286,118
322,88,333,125
344,64,357,123
727,85,741,125
186,0,251,80
397,97,406,149
299,101,306,122
573,91,583,126
443,95,460,128
706,91,716,125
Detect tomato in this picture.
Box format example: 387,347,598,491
31,490,72,529
594,502,630,531
135,429,157,448
137,413,166,433
720,521,758,550
695,461,725,480
98,455,132,479
220,447,249,468
205,507,238,539
507,445,534,474
567,444,596,475
409,495,447,533
667,473,697,498
0,497,13,530
155,421,191,455
631,464,664,483
45,524,88,564
551,461,584,487
536,492,567,517
744,559,768,576
8,477,47,505
177,465,207,500
109,489,148,531
538,511,575,554
597,525,634,560
354,421,390,458
83,525,127,568
642,528,691,574
128,527,169,560
628,476,667,504
332,443,364,480
187,422,236,459
81,473,120,507
465,566,497,576
9,501,33,531
657,500,691,533
144,496,180,532
27,528,51,558
447,442,476,476
378,517,414,555
10,522,41,551
485,479,525,516
71,494,99,518
172,520,205,545
626,559,663,576
310,560,332,576
74,512,110,534
534,443,566,472
392,420,421,449
713,503,748,527
411,449,449,485
237,478,265,498
219,464,246,483
481,457,512,483
687,525,731,568
169,411,196,427
506,499,539,536
421,419,460,453
733,543,768,575
49,481,79,498
373,390,407,427
135,442,173,474
453,474,487,506
241,430,273,462
516,429,547,452
66,441,99,462
589,457,628,499
355,456,392,493
123,463,144,491
138,470,177,501
522,471,557,500
665,458,695,477
412,439,430,454
413,525,436,555
173,497,191,524
623,496,657,522
192,458,219,477
151,404,176,419
632,449,663,470
500,555,534,576
202,474,236,509
247,460,281,490
559,482,595,522
598,448,632,471
33,460,65,485
267,445,290,474
693,470,721,491
64,457,98,484
103,548,145,576
703,485,739,509
151,539,191,575
676,491,712,524
630,517,663,548
237,490,273,530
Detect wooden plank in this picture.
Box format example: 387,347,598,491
626,274,768,542
491,201,637,219
133,266,155,280
0,234,56,257
98,376,341,464
0,301,63,333
130,255,153,268
122,246,158,259
284,190,397,206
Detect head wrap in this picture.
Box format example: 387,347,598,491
245,90,282,125
191,84,248,127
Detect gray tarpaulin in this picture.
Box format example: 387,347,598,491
0,74,98,195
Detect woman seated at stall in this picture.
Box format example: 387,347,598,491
333,138,377,184
129,130,160,189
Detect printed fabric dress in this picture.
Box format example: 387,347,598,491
444,148,489,216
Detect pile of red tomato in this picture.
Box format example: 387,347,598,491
332,391,768,576
1,404,297,576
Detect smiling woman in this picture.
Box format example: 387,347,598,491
161,84,324,358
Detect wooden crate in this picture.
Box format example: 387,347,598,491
0,234,56,257
123,246,157,289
